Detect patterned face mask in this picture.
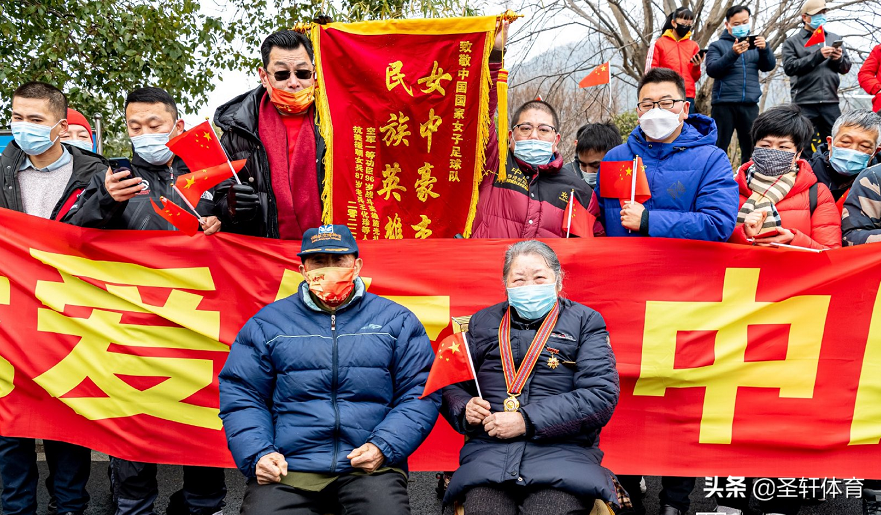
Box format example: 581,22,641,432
751,147,797,177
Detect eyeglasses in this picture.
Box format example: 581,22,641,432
512,123,557,139
271,69,315,82
636,99,686,112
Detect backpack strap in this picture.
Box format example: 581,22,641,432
809,182,818,216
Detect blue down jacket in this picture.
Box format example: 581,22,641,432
441,298,620,505
706,31,777,105
597,114,739,240
218,279,440,477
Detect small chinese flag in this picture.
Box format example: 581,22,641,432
420,333,479,399
804,25,825,47
174,159,247,208
579,61,611,88
166,121,229,173
599,157,651,203
563,193,596,238
151,197,200,236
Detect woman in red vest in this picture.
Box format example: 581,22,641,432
647,7,703,103
859,43,881,113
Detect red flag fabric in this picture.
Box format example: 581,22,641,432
579,61,611,88
599,157,651,203
174,160,247,208
166,121,228,173
563,194,596,238
151,197,200,236
804,25,825,47
421,333,475,398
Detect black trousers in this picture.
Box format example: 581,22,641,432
111,458,226,515
618,475,695,513
712,103,759,165
0,437,91,515
799,102,842,158
239,471,410,515
463,484,593,515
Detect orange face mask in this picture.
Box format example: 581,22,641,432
305,267,356,307
268,84,315,115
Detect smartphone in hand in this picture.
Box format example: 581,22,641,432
747,35,759,49
832,40,844,49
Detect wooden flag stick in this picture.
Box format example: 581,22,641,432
462,333,483,398
566,188,574,238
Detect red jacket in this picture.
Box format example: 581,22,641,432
858,44,881,113
728,159,842,249
650,30,702,98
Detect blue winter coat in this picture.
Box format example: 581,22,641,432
441,298,620,505
706,31,777,104
597,114,739,240
218,279,440,478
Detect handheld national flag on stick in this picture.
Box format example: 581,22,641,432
151,197,200,236
804,25,825,47
563,189,595,238
173,160,247,209
578,61,611,88
166,120,242,185
420,332,482,399
599,156,651,204
630,155,639,203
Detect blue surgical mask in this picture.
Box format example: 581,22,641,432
11,120,64,156
514,139,554,166
582,172,598,187
810,13,827,29
731,25,750,39
829,146,872,176
65,140,94,152
131,127,176,166
506,283,558,320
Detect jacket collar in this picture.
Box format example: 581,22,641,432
663,28,693,41
130,152,189,178
513,152,565,176
300,277,366,313
735,158,817,197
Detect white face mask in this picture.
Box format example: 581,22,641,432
639,107,684,141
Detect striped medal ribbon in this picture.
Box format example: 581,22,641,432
497,302,560,412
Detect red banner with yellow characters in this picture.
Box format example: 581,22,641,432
312,16,498,239
5,206,881,478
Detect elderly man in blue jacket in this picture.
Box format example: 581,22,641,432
219,224,439,514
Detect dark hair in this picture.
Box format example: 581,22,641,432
662,7,695,31
575,122,623,154
124,87,178,119
511,100,560,129
750,104,814,152
726,5,751,20
637,67,687,101
261,30,314,66
12,82,68,121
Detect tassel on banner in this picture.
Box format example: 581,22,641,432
497,69,509,183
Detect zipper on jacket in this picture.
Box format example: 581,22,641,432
330,313,340,473
741,54,746,103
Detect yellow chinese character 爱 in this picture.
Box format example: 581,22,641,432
415,162,440,202
411,214,433,239
418,61,453,96
385,61,414,96
377,163,407,201
419,108,443,153
379,112,411,147
385,214,404,239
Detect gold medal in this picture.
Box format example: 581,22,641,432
547,356,560,369
504,394,520,412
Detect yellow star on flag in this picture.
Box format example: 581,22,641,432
184,176,196,189
450,341,460,353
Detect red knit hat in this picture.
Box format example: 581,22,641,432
66,108,94,143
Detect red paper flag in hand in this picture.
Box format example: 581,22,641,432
599,157,651,203
174,160,247,208
166,121,228,172
563,193,596,238
420,333,478,399
579,61,611,88
151,197,200,236
804,25,825,47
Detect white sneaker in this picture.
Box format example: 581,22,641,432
714,506,742,514
640,477,647,494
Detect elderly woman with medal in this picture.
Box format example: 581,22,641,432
440,240,621,514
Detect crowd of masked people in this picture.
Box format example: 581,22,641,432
3,1,881,513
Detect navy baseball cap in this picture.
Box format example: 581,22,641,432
298,224,359,258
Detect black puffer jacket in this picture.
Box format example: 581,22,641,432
0,142,109,220
441,298,620,505
64,153,213,230
782,27,852,104
212,86,326,238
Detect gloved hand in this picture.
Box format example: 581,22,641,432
228,183,259,220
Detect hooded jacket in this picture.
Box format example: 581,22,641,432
441,298,619,505
0,142,109,220
782,27,852,104
728,159,841,249
650,30,702,98
858,44,881,112
597,114,739,240
706,31,777,105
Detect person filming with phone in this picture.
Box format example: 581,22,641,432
706,5,776,165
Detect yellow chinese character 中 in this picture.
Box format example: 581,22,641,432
419,108,443,153
411,214,433,239
457,69,469,81
379,112,411,147
417,61,453,96
377,163,407,201
415,162,440,202
385,61,414,96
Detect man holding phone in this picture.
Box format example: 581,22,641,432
782,0,851,157
705,5,776,164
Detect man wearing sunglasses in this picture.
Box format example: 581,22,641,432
213,29,323,239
